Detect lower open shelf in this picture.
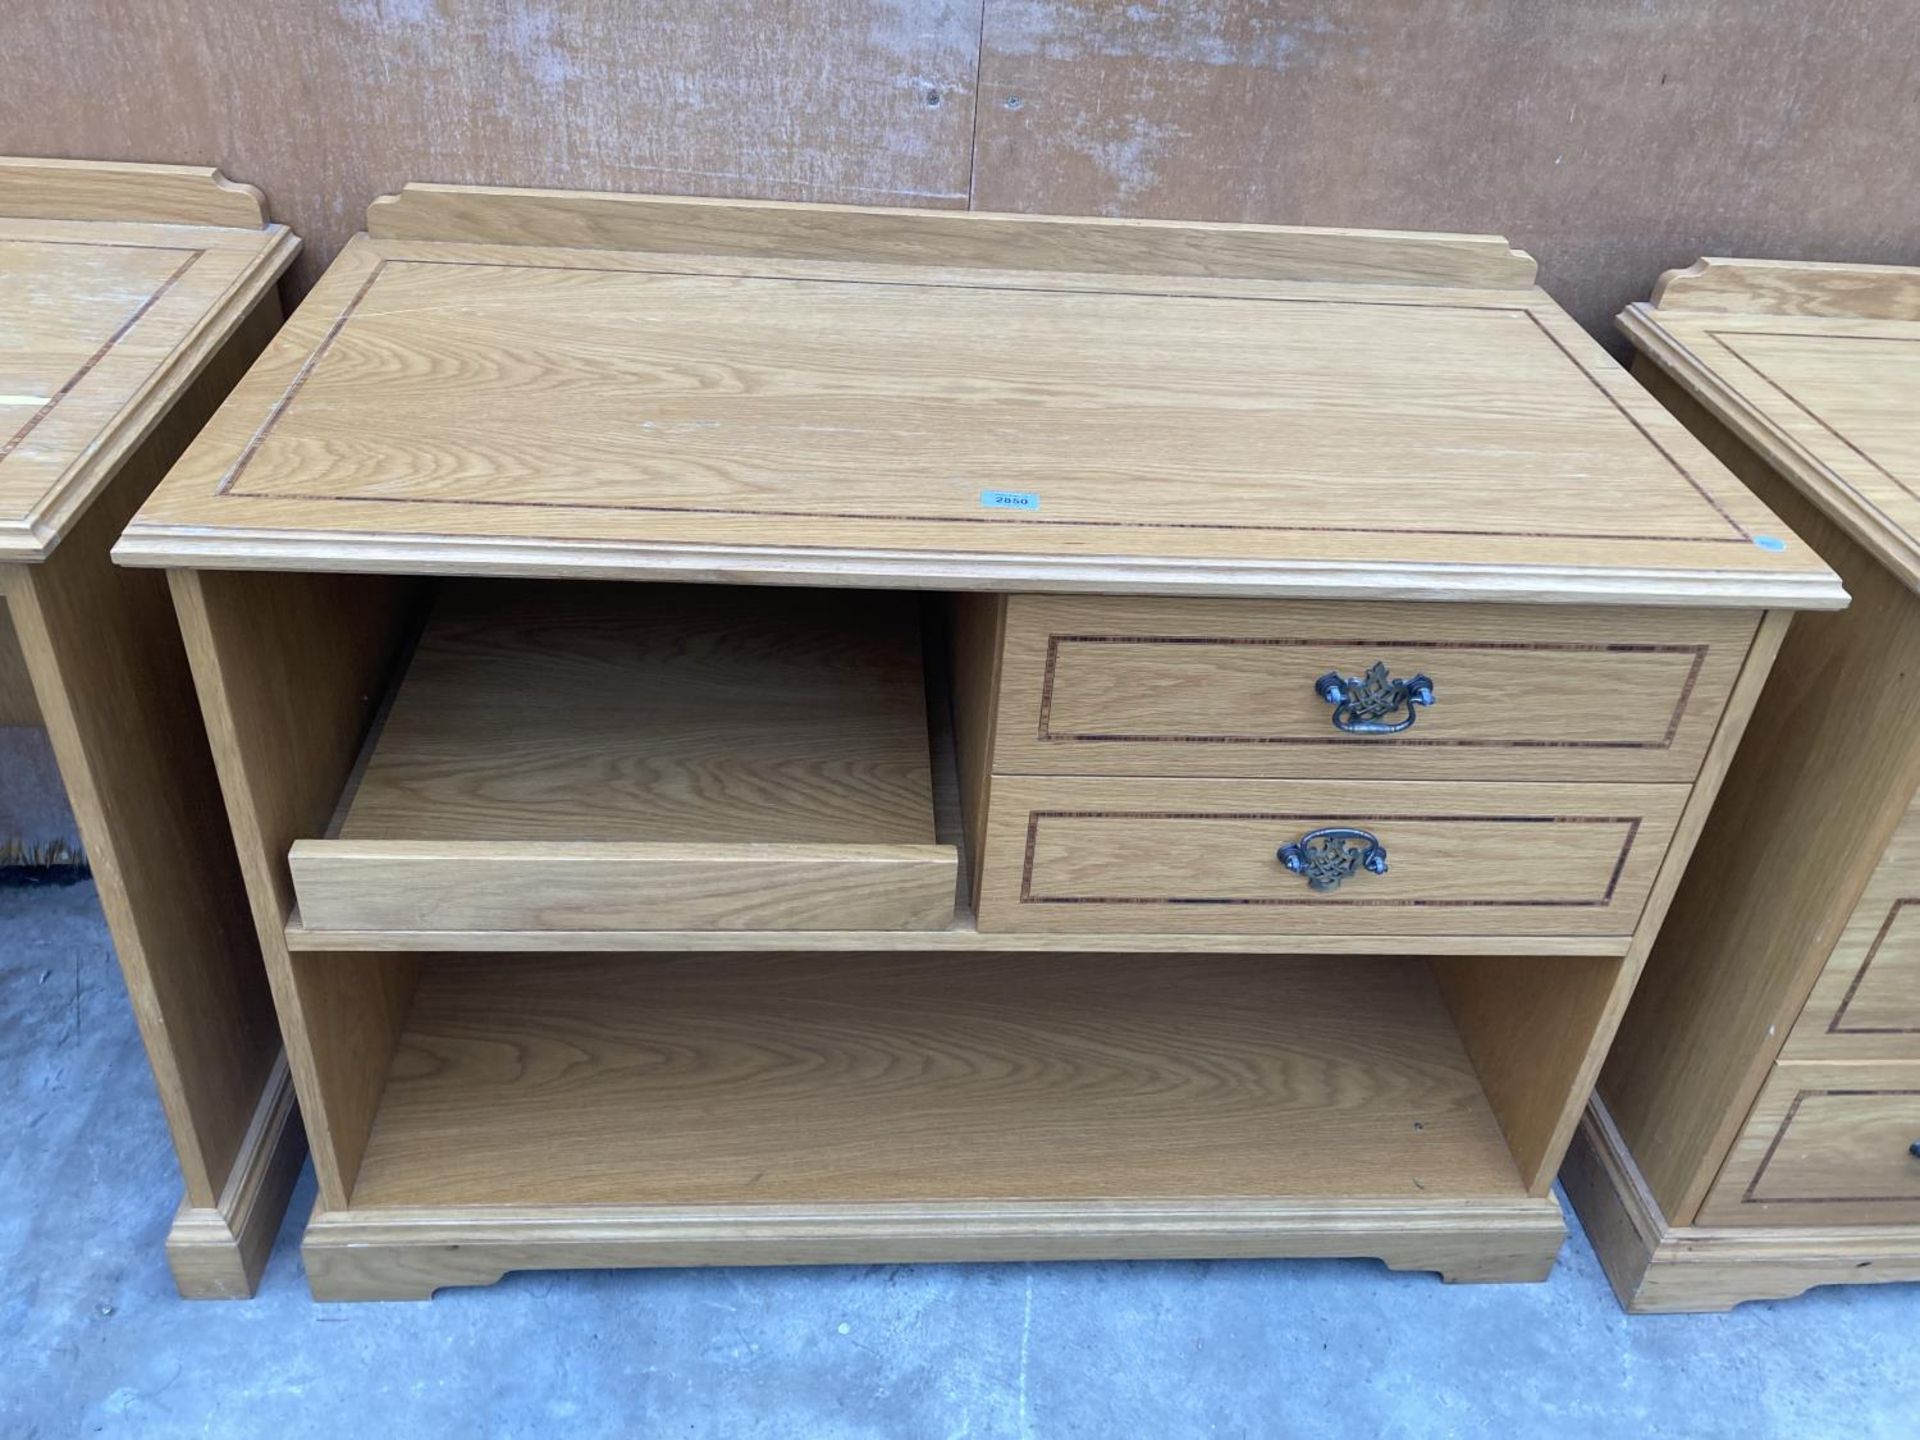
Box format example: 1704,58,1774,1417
300,950,1567,1297
355,951,1522,1208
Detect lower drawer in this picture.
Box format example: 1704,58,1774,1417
974,776,1685,936
1700,1061,1920,1227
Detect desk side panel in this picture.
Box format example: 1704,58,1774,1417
168,565,423,1209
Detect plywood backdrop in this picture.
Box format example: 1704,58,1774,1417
1,1,1916,341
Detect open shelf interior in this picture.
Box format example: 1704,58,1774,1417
334,579,940,847
346,950,1530,1210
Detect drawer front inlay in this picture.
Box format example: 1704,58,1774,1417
995,596,1758,782
1786,793,1920,1062
1702,1062,1920,1226
1825,900,1920,1036
976,776,1686,935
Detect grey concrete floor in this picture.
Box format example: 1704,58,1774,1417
1,880,1915,1439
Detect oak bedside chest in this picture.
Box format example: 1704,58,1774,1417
112,185,1842,1301
0,158,301,1296
1565,258,1920,1312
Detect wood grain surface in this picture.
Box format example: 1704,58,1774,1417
170,567,426,1210
1654,258,1920,322
289,840,957,933
1287,341,1824,1289
1625,271,1920,594
1700,1062,1920,1227
0,157,264,227
1564,1096,1920,1313
1,329,282,1210
162,1055,304,1300
995,595,1756,782
1785,790,1920,1062
368,183,1533,287
0,160,311,1295
1440,607,1790,1200
116,220,1839,608
282,918,1623,959
301,1192,1566,1300
0,203,296,557
339,580,936,846
946,592,1007,906
1598,360,1920,1225
349,952,1526,1209
976,775,1686,937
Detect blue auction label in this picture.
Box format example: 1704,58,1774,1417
1752,534,1788,552
981,490,1040,512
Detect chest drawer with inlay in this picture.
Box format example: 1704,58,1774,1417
991,597,1759,783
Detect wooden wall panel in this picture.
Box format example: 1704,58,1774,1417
969,1,1920,340
0,1,983,291
1,2,1915,341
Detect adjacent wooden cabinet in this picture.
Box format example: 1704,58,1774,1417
0,158,301,1296
113,186,1842,1300
1564,257,1920,1312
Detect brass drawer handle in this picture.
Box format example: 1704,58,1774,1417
1277,827,1389,892
1315,661,1435,734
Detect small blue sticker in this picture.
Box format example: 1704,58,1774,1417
1753,534,1788,552
981,490,1040,512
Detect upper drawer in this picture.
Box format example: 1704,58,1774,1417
1785,790,1920,1063
994,597,1759,782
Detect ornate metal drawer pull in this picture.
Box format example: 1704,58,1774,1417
1277,827,1389,892
1315,661,1435,734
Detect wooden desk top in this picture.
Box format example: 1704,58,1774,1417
1622,258,1920,596
117,185,1840,609
0,158,298,562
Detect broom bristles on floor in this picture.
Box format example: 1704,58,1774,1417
0,836,90,885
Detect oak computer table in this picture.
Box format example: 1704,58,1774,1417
112,184,1844,1300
